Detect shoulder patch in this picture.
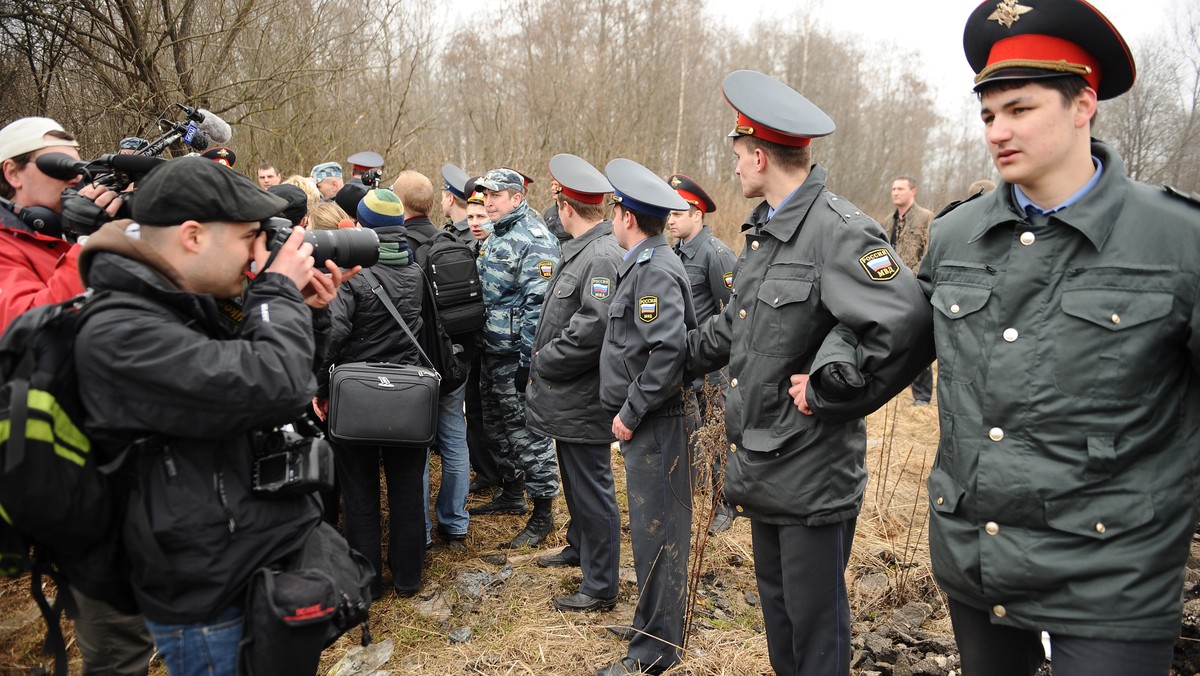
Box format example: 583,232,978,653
636,248,654,264
1164,185,1200,208
722,271,733,289
590,276,611,299
859,248,899,282
638,295,658,322
530,227,546,238
537,260,555,279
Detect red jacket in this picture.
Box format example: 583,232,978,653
0,209,83,333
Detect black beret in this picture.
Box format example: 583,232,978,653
334,182,369,218
132,157,286,226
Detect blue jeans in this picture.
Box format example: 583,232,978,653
424,380,470,538
144,607,242,676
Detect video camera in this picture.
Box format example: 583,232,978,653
260,216,380,270
361,169,382,189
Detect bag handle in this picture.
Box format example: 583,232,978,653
359,268,439,376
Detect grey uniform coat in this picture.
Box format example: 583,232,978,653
600,235,697,427
920,141,1200,641
675,225,736,321
687,164,933,525
526,221,625,443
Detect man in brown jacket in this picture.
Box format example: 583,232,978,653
884,175,935,405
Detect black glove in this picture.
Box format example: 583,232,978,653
514,366,530,392
812,361,866,402
60,188,109,239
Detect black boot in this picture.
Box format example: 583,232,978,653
468,480,528,515
505,497,554,548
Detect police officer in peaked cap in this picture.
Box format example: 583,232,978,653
440,162,472,237
596,158,697,676
347,151,384,186
686,69,932,676
525,154,625,614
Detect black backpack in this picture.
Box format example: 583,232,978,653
0,289,166,676
409,229,485,337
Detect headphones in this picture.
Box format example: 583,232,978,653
0,195,63,239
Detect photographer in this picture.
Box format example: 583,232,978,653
0,117,124,332
73,157,345,675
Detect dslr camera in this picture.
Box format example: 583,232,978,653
250,429,334,497
260,216,380,269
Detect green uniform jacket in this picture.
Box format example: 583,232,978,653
920,140,1200,640
687,165,933,525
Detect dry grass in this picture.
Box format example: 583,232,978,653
0,385,943,675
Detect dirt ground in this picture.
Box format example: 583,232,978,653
0,391,964,675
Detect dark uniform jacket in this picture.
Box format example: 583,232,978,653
920,140,1200,641
74,222,321,624
600,235,696,428
320,226,424,394
674,225,736,321
526,221,624,443
687,165,932,525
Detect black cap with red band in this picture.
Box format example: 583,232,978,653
667,174,716,214
964,0,1135,100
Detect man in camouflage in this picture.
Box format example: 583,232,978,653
469,167,562,548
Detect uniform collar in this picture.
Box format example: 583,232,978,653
744,164,827,243
674,225,713,259
968,140,1127,251
619,234,667,276
561,220,612,263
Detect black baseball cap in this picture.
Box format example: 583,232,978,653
133,157,286,226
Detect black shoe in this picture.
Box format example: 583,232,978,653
394,585,418,598
536,550,580,568
444,537,468,553
505,497,554,548
606,625,636,641
594,657,668,675
469,481,528,515
708,509,734,535
552,591,617,612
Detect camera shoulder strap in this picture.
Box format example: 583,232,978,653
360,268,438,375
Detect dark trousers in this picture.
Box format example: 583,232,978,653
466,352,501,487
947,598,1174,676
751,518,855,676
71,588,154,675
557,441,620,598
334,442,426,595
621,414,693,669
911,364,933,403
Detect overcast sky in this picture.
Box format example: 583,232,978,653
704,0,1184,120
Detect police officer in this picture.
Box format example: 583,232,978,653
200,146,235,168
440,162,472,238
686,71,931,676
666,173,737,534
911,3,1200,674
470,167,562,549
347,150,384,186
597,158,695,676
525,154,624,612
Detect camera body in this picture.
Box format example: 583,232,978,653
360,169,382,189
251,429,334,497
260,216,380,269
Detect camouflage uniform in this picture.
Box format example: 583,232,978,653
477,200,561,499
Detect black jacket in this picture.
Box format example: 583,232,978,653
74,221,321,623
320,226,425,394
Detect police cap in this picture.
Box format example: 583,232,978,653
604,159,688,219
347,151,384,174
722,70,835,147
133,157,286,227
476,168,525,193
200,146,236,167
441,163,471,199
667,174,716,214
964,0,1134,100
549,154,611,205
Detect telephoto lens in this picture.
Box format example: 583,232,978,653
307,228,379,269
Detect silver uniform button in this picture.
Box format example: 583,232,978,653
950,304,961,314
989,427,1004,441
751,241,760,251
1020,231,1035,245
1111,314,1121,325
993,605,1007,618
730,378,738,388
985,521,1000,535
738,309,747,319
1003,328,1019,342
1095,522,1106,534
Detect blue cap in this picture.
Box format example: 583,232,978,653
604,159,688,219
311,161,343,183
475,168,525,193
441,163,470,199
